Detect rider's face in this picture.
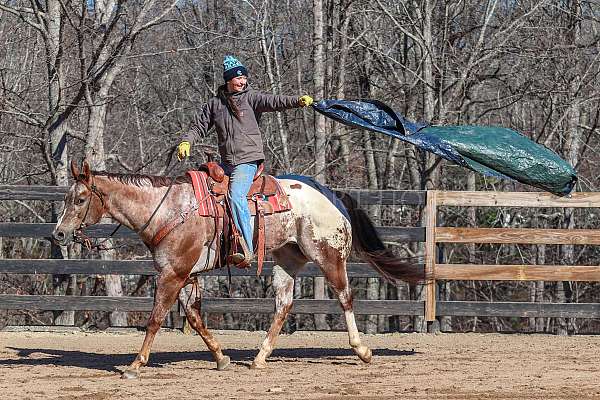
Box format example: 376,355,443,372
227,75,247,93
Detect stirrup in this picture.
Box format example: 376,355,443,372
228,237,254,267
229,252,253,267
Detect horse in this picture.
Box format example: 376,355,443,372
52,160,424,379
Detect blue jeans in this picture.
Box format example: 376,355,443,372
222,162,258,253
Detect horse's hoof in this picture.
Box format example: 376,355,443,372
354,345,372,364
121,369,140,379
217,355,230,371
250,360,267,369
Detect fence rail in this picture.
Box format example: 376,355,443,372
0,222,425,242
0,259,390,277
2,185,600,326
2,295,598,318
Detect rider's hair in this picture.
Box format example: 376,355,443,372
217,84,241,120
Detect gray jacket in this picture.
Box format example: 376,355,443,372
183,87,300,165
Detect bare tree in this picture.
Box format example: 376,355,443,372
312,0,329,331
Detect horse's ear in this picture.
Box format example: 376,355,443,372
70,160,80,179
82,160,91,182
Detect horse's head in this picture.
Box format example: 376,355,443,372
52,160,107,246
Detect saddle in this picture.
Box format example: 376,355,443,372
186,162,292,274
197,162,290,216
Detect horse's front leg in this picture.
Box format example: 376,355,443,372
122,269,186,379
178,281,230,370
251,265,295,369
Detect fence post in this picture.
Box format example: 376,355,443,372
425,190,437,322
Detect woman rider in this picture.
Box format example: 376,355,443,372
177,55,313,267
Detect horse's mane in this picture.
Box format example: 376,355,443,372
93,171,191,188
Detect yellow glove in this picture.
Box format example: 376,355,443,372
177,141,191,161
299,95,314,107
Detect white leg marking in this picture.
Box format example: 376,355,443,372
344,310,361,348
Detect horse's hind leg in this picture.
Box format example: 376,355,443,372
302,239,372,364
251,245,306,369
324,259,372,363
178,280,230,370
122,269,186,379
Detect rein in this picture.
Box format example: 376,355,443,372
136,159,180,237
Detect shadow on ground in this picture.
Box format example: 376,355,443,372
1,347,417,373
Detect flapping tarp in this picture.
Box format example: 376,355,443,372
313,99,577,196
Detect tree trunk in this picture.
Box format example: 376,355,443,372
535,240,546,333
51,121,75,326
413,0,438,333
259,5,290,171
297,58,310,143
41,0,74,326
85,76,128,327
377,281,388,332
557,0,582,336
383,137,401,331
312,0,329,331
313,0,327,182
334,1,352,165
359,48,381,334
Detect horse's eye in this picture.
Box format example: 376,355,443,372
76,197,86,205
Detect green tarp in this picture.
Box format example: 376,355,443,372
314,99,578,196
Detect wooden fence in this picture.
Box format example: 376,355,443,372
0,185,425,318
2,185,600,326
424,191,600,321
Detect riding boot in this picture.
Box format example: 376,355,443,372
229,236,254,267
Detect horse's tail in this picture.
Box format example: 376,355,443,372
336,191,425,285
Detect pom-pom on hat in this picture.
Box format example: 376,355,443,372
223,55,248,82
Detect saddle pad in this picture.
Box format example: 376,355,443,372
187,170,216,216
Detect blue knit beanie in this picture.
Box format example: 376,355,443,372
223,55,248,82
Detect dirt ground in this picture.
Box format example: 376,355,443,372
0,329,599,400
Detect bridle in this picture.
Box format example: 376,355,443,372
72,174,117,250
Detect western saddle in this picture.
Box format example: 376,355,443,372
185,162,291,275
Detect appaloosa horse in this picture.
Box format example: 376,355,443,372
52,160,423,379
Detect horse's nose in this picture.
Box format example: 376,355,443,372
52,230,66,244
